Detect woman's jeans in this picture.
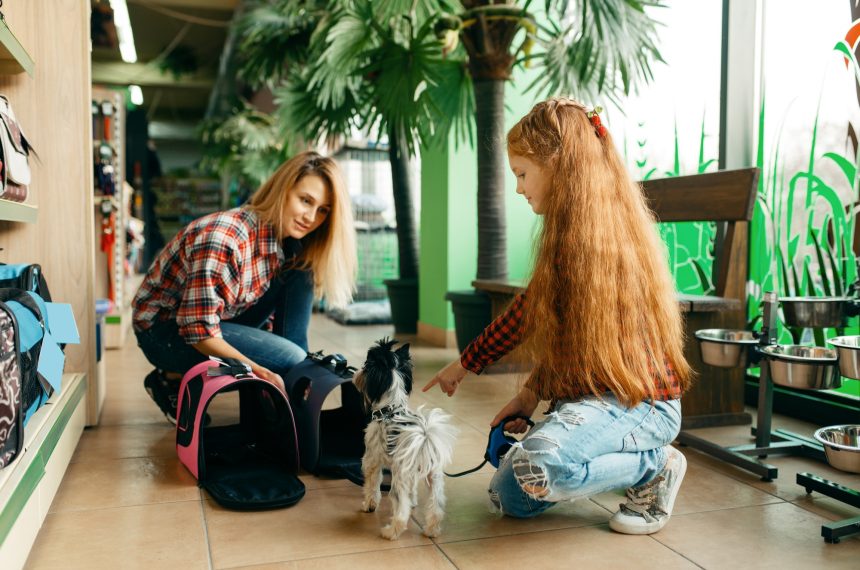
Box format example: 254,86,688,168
489,395,682,518
135,269,313,378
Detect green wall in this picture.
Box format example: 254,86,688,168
419,69,541,331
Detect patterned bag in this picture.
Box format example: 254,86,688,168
0,298,24,468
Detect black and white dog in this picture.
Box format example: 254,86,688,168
353,338,457,540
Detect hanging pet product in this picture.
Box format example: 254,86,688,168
0,95,34,203
282,351,369,484
687,291,860,543
176,358,305,510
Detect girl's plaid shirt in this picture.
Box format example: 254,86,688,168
459,292,682,401
132,208,291,344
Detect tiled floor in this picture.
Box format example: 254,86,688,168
25,315,860,569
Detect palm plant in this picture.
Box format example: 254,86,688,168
431,0,666,280
232,0,472,330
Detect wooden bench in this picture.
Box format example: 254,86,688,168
473,168,760,429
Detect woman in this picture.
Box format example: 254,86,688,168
133,151,356,423
423,98,692,535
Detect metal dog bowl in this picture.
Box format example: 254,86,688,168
695,329,758,368
780,296,850,328
827,336,860,380
760,345,842,390
813,425,860,474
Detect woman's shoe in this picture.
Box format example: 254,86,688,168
143,369,179,425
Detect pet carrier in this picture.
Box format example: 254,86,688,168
282,351,369,484
176,358,305,510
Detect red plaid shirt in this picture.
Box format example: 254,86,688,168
132,208,287,344
460,292,682,401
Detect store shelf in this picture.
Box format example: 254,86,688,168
0,18,34,76
0,199,37,223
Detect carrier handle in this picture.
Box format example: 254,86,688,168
207,356,254,379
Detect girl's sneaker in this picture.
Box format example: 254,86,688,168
609,446,687,535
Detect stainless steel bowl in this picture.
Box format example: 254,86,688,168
760,345,842,390
694,329,758,368
827,336,860,380
813,425,860,473
780,296,850,328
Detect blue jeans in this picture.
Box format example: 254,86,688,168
135,269,313,377
489,395,682,518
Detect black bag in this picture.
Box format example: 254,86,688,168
0,263,52,301
282,351,369,484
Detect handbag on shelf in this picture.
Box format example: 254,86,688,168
0,95,33,203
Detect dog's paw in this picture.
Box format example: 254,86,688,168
380,524,403,541
423,516,442,537
361,497,378,513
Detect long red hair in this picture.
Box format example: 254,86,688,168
508,98,692,406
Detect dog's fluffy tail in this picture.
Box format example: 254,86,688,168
393,405,458,479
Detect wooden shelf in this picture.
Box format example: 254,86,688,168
0,18,34,76
0,199,37,223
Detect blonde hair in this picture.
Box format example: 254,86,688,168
507,97,692,406
246,151,356,308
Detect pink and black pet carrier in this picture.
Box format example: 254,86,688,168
176,358,305,510
282,351,369,484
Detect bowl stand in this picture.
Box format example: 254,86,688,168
684,291,860,543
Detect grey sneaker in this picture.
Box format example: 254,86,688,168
609,446,687,535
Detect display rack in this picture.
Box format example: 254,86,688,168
0,16,34,76
92,87,130,347
0,17,36,223
151,176,222,244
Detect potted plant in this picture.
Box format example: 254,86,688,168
234,0,471,333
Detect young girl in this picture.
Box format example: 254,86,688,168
133,151,356,423
423,98,692,535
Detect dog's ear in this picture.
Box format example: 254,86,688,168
394,343,413,394
394,343,411,361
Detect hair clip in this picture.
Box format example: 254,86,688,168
586,106,608,138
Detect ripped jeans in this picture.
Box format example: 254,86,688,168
488,395,682,518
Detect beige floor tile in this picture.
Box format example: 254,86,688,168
98,394,174,426
437,472,612,543
591,452,784,516
653,502,860,569
439,524,698,569
71,423,176,462
230,545,455,569
792,494,860,522
25,501,209,570
49,456,200,512
203,485,432,568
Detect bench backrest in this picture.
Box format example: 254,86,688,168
641,167,760,300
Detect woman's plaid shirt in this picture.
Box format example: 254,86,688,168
132,208,285,344
460,292,682,401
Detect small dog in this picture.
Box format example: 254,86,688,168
353,338,457,540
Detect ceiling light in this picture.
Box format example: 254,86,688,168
109,0,137,63
129,85,144,105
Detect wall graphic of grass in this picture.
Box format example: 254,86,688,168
747,37,860,399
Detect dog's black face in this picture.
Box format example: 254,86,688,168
359,337,413,405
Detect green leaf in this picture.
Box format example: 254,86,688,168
810,229,832,296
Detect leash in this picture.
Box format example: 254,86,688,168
444,415,535,478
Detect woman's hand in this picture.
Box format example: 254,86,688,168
490,388,539,433
422,359,469,397
252,365,285,392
